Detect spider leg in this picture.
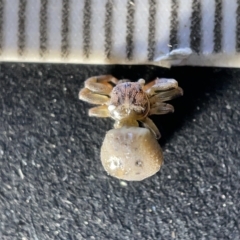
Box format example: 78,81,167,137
88,105,110,118
140,117,161,139
84,75,118,95
143,78,180,96
149,87,183,104
79,88,110,105
149,102,174,115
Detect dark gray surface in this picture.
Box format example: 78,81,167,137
0,64,239,240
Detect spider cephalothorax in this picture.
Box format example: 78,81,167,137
108,81,149,122
79,75,183,181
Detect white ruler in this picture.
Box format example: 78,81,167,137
0,0,239,67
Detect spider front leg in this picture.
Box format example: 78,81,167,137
149,102,174,115
140,117,161,139
79,75,118,105
144,78,183,98
141,78,184,138
144,78,183,106
84,75,118,95
149,87,183,105
143,78,179,94
79,88,110,105
88,105,110,118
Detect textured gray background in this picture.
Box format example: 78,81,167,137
0,64,239,240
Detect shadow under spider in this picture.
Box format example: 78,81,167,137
108,65,235,146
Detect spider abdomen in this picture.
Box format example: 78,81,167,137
100,127,163,181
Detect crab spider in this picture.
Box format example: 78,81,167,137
79,75,183,181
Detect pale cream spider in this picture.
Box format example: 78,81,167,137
79,75,183,181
